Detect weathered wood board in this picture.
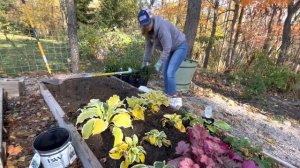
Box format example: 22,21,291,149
40,83,102,168
0,78,24,98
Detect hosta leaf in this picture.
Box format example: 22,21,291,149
214,120,231,131
163,114,173,119
139,153,145,163
133,134,138,145
112,112,132,128
121,160,130,168
125,137,132,145
126,97,144,109
107,95,122,108
112,127,123,147
151,105,160,112
175,121,186,133
118,143,129,150
87,99,105,117
132,106,145,120
109,147,123,160
149,136,156,145
163,139,171,147
92,119,108,135
81,119,94,139
76,108,99,125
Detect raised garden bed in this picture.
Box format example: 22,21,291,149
40,76,296,168
42,76,187,168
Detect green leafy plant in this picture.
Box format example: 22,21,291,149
109,131,146,168
132,161,175,168
162,114,186,133
142,129,171,148
182,113,204,126
182,113,231,134
76,95,132,139
126,96,147,120
224,136,275,167
139,90,169,112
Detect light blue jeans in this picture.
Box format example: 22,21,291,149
162,41,188,96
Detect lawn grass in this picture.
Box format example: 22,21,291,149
0,33,70,75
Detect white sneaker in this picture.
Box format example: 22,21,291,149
169,97,182,109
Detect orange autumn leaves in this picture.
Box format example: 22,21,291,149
7,145,23,156
241,0,292,7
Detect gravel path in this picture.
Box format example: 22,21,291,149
148,80,300,167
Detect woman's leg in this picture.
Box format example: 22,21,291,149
165,42,188,96
162,56,171,94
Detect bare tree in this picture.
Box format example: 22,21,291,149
184,0,202,59
277,0,300,65
263,6,277,54
225,0,240,69
203,0,219,68
232,6,244,60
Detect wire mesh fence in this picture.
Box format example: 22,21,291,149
0,0,70,76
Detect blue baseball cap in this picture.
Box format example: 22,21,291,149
138,9,152,28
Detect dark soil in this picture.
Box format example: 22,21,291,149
46,76,188,168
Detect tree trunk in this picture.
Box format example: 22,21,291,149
277,0,300,65
66,0,80,72
59,0,68,34
184,0,202,59
149,0,155,9
204,7,211,34
263,6,277,54
203,0,219,68
217,0,232,72
225,0,239,69
231,6,244,60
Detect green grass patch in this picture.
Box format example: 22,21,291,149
0,33,70,75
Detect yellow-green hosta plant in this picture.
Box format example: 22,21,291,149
110,127,146,168
126,96,147,120
142,129,171,148
162,114,186,133
76,95,132,139
139,90,169,112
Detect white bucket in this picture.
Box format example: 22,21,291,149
32,127,77,168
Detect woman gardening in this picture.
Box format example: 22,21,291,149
138,9,188,108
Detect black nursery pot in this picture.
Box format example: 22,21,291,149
128,72,149,88
115,74,130,83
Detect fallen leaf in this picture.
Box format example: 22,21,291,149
7,145,23,156
42,117,50,120
6,160,16,168
29,134,36,138
17,156,26,162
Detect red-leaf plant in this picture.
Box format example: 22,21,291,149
168,124,258,168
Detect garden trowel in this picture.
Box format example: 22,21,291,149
41,68,134,85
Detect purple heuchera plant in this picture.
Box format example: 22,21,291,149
168,124,258,168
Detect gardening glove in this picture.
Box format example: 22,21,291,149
154,60,162,72
141,61,150,68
